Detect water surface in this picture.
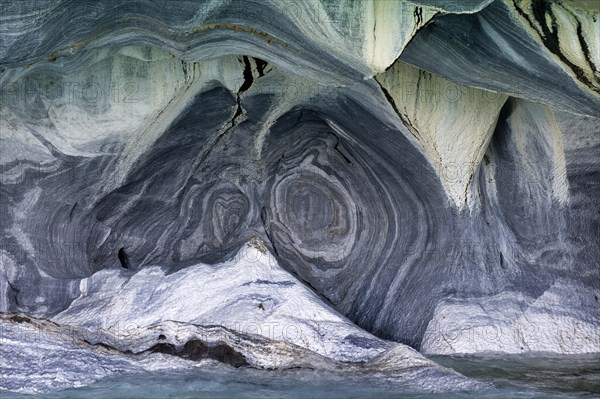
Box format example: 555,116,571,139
3,354,599,398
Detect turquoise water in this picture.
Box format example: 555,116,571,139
431,353,600,397
4,354,599,398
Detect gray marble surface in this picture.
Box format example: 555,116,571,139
0,0,599,394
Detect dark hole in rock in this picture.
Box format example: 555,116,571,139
118,247,130,269
8,314,30,324
147,340,248,368
83,340,117,352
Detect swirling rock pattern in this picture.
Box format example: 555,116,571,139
399,0,600,115
0,0,599,364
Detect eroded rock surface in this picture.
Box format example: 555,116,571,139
1,1,599,393
0,244,485,394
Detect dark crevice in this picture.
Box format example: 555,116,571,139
8,314,33,324
83,337,248,368
83,339,116,352
512,0,596,92
413,7,423,26
69,202,77,221
333,136,353,165
376,80,419,141
260,207,280,257
376,81,401,116
260,206,268,226
254,57,268,77
4,313,59,327
232,96,244,123
239,56,254,93
181,60,188,80
575,21,597,74
146,340,248,368
270,239,280,257
5,314,249,369
6,280,21,306
560,5,599,79
383,12,439,74
192,118,238,175
118,247,130,269
188,61,251,177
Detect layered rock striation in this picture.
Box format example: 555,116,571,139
1,1,599,392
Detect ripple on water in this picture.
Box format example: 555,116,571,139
2,354,598,399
